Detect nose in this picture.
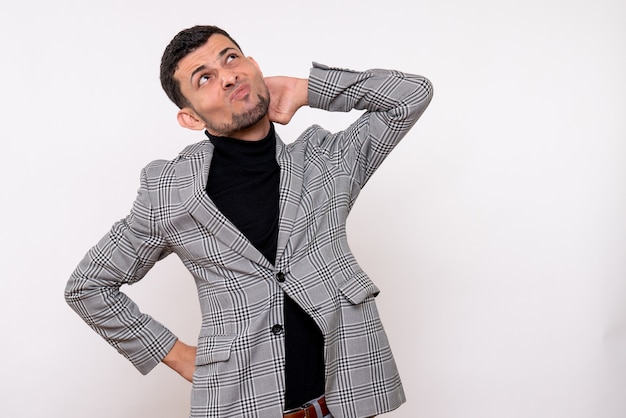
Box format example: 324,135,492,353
220,70,238,89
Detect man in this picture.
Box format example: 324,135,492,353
65,25,433,418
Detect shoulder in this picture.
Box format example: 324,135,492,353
288,124,330,147
144,140,210,170
142,140,211,185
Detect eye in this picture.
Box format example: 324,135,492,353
226,53,238,64
198,74,212,86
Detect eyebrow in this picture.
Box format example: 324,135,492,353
189,47,238,85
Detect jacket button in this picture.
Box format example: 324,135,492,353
276,272,286,283
271,324,283,335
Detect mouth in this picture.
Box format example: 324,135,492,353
230,84,251,102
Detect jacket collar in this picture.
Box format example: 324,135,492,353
173,131,304,267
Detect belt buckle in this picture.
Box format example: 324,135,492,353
284,402,314,418
301,402,313,418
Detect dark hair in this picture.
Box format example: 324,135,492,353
160,25,242,109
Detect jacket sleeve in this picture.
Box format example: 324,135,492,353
64,167,177,375
307,62,433,191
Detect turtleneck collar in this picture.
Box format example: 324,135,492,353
204,124,276,165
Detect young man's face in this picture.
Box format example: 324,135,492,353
174,34,270,140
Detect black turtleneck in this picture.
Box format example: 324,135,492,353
205,127,280,259
205,126,325,409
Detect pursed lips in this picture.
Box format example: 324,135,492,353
229,83,251,102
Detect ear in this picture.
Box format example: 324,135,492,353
177,108,206,131
247,56,263,77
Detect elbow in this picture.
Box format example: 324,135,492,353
407,75,434,120
418,75,434,104
64,277,78,308
64,272,86,309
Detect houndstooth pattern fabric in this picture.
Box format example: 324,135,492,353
65,63,433,418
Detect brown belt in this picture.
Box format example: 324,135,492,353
283,396,330,418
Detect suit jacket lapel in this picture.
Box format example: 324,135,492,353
174,140,272,268
275,134,304,263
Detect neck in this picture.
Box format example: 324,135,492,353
208,116,271,142
205,120,275,144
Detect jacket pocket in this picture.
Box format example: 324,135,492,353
195,334,237,366
338,271,381,305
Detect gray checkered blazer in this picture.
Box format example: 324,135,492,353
66,63,433,417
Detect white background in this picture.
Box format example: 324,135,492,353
1,0,625,417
